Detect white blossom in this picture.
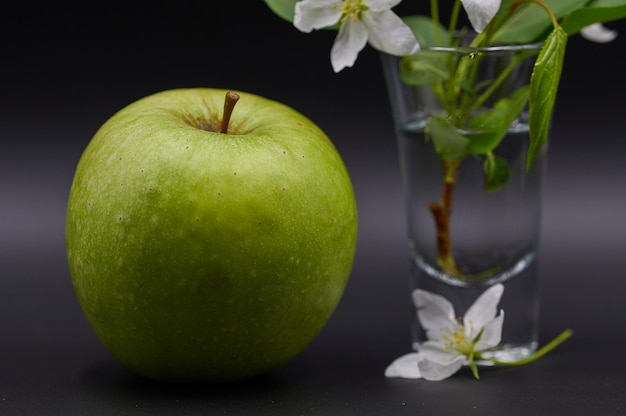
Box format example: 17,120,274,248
461,0,501,33
294,0,419,72
385,284,504,381
580,23,618,43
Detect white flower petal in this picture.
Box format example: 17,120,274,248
294,0,343,33
417,354,466,381
580,23,618,43
384,353,423,379
413,289,457,342
463,283,504,338
461,0,501,33
417,342,466,380
417,340,463,364
474,310,504,351
330,18,368,72
362,10,420,55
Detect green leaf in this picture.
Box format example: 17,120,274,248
493,0,589,44
402,15,448,47
398,15,450,86
560,3,626,35
427,117,470,161
527,26,568,171
483,153,510,192
264,0,298,22
466,86,529,155
588,0,626,6
400,53,449,86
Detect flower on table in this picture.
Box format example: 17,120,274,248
293,0,420,72
385,284,504,381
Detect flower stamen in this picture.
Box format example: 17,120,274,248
340,0,368,23
442,321,475,355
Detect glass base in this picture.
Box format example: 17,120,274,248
414,251,536,288
409,343,538,365
478,342,539,364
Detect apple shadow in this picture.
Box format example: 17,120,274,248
78,358,297,410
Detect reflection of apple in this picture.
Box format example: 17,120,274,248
66,88,358,382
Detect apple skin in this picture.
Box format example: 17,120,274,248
66,88,358,382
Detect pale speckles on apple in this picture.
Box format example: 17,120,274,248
149,214,160,227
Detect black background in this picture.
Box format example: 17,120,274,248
2,1,626,415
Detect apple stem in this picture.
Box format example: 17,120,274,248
220,91,240,134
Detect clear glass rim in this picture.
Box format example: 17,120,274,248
424,42,544,54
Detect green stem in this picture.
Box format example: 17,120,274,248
517,0,560,29
430,0,441,45
448,0,462,45
469,352,480,380
480,329,574,367
446,32,488,125
462,57,520,120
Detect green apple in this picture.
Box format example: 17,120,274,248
66,88,358,382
